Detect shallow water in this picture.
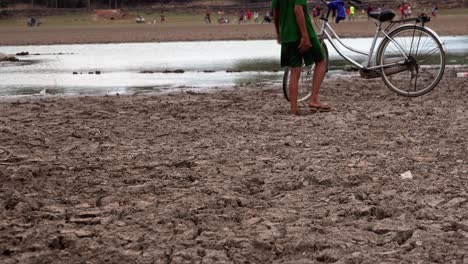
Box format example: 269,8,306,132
1,36,467,96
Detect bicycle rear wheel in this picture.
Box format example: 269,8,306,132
377,25,446,97
282,64,314,102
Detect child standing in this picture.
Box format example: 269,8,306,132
272,0,330,114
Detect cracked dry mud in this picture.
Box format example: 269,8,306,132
0,67,467,263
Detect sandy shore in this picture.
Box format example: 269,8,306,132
0,14,467,45
1,67,467,263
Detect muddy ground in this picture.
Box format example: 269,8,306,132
0,67,468,263
1,14,468,46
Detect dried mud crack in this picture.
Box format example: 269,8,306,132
0,67,467,263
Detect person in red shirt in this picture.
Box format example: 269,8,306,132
247,10,252,22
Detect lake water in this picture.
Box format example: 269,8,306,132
1,36,467,97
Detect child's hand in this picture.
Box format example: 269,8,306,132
298,36,312,54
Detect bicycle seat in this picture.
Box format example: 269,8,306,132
369,10,395,22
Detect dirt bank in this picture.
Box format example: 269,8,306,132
1,67,467,263
0,14,467,46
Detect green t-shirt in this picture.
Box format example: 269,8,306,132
272,0,317,43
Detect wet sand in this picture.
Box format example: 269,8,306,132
0,14,467,45
1,67,467,263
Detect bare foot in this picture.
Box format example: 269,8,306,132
291,108,300,115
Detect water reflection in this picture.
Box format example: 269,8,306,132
1,36,467,96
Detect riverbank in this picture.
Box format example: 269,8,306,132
1,67,467,263
0,13,467,45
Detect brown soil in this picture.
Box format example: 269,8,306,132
1,67,467,263
0,14,467,46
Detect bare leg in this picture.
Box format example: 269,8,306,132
309,59,330,109
289,67,301,115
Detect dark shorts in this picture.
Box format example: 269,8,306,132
281,37,325,67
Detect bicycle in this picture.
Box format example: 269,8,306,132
283,0,446,102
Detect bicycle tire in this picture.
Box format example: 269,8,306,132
376,25,446,97
282,41,329,102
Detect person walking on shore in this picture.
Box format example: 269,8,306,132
160,11,166,24
273,0,330,115
253,11,259,23
349,4,355,21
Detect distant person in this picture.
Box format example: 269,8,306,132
272,0,330,114
346,6,350,21
238,10,244,24
247,10,252,22
26,17,36,27
27,17,40,27
407,4,412,17
349,5,355,21
253,11,259,23
135,15,145,24
312,7,319,22
204,11,211,24
262,11,272,23
366,5,374,21
432,4,438,17
403,3,409,18
160,11,165,24
315,5,321,17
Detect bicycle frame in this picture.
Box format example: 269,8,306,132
318,19,408,71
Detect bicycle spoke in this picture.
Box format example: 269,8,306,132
416,46,440,61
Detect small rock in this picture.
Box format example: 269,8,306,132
371,220,412,235
74,229,94,238
245,217,262,226
75,203,91,209
445,197,467,207
400,170,413,180
133,200,153,208
96,196,114,207
76,210,103,218
103,202,120,210
455,220,468,232
115,221,126,227
4,197,20,210
69,217,102,225
43,205,66,214
16,51,29,56
426,198,445,207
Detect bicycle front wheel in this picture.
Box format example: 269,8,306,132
377,25,446,97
